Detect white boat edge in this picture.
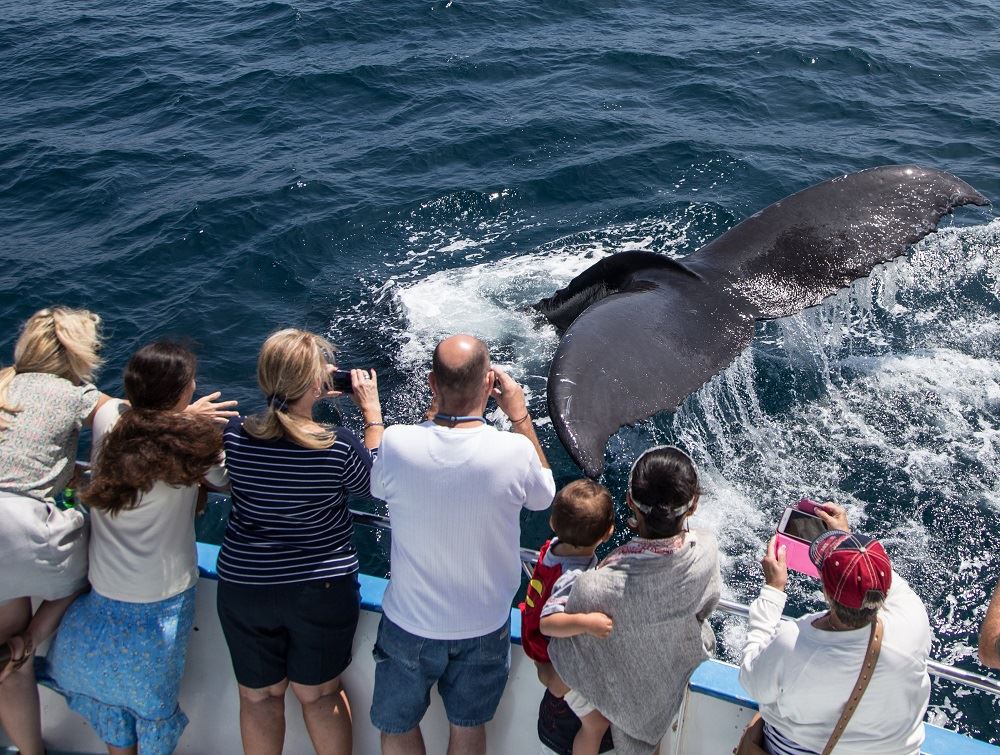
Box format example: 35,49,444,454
4,541,998,754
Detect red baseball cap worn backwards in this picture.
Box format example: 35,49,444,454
808,530,892,609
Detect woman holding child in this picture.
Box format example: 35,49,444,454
216,329,383,755
547,446,721,755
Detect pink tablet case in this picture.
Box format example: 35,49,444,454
776,531,820,578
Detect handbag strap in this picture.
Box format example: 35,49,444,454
820,617,883,755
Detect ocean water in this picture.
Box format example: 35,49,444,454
2,0,1000,741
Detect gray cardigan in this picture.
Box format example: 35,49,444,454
548,529,720,755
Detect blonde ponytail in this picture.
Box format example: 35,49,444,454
0,307,102,430
244,328,338,450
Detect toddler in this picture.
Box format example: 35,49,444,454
520,479,615,755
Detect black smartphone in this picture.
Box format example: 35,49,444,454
330,369,353,393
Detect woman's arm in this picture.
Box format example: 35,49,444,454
349,369,383,451
84,391,115,427
739,537,789,703
539,570,613,639
697,543,722,622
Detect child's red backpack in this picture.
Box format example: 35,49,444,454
518,539,563,663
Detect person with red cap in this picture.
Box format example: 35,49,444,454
739,503,932,755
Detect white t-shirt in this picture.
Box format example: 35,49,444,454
739,571,932,755
370,421,555,640
88,400,227,603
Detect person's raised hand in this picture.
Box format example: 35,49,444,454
762,536,788,592
815,501,850,533
185,392,239,425
491,365,528,422
349,369,382,422
321,364,344,399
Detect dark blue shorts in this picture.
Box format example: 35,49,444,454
370,614,511,733
217,575,360,689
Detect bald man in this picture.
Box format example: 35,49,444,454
369,334,555,755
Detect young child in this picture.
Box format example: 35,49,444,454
520,479,615,755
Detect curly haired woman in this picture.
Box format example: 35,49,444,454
40,342,229,755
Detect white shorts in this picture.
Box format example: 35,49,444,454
564,688,596,718
0,492,89,603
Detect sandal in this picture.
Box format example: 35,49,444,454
0,633,35,682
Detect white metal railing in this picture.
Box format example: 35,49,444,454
349,508,1000,699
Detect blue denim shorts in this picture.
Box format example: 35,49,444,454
370,615,511,733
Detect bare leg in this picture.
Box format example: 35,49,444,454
535,662,570,698
238,679,288,755
26,590,83,646
107,744,138,755
381,727,426,755
0,597,43,755
446,723,486,755
572,709,610,755
291,676,352,755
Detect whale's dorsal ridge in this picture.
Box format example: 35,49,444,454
534,250,701,332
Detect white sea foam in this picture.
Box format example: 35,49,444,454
391,210,706,384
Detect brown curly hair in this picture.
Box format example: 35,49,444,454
84,342,222,516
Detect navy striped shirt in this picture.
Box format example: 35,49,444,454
763,722,819,755
217,417,374,585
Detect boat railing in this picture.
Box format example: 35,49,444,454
350,508,1000,699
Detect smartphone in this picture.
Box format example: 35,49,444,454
329,369,353,394
775,507,827,578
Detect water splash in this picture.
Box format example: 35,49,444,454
384,215,1000,736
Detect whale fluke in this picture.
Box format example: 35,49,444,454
538,165,988,477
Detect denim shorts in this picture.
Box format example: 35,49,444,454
370,615,511,733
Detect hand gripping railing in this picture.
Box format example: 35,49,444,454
350,509,1000,699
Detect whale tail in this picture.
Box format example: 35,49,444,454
541,165,989,477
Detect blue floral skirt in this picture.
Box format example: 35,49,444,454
37,586,196,754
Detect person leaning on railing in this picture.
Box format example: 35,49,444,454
739,503,931,755
38,341,229,755
0,307,109,755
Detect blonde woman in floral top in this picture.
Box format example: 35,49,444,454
0,307,109,755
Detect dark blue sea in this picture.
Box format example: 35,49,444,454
2,0,1000,741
